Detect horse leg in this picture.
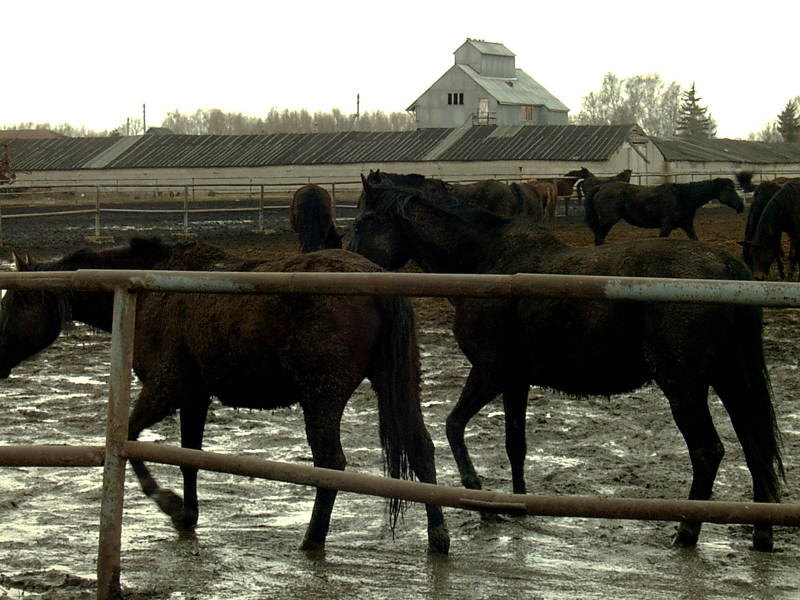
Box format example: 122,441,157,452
660,382,723,548
677,222,697,240
396,401,450,553
593,223,614,246
446,365,501,491
128,381,205,535
176,400,211,532
299,400,347,553
503,382,530,494
712,376,781,552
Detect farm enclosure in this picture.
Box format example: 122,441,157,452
1,206,800,599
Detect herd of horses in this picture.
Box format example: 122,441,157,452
1,167,798,560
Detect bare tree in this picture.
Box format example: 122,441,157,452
574,73,682,137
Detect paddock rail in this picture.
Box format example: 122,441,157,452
2,269,800,600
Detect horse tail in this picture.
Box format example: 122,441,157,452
509,182,526,216
297,187,326,253
726,298,785,502
584,184,601,231
368,294,431,531
736,171,756,193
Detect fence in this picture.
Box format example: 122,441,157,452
2,268,800,599
0,170,775,245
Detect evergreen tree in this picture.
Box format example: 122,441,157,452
777,100,800,142
675,83,717,138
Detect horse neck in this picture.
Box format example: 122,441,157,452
751,198,784,248
398,201,507,274
679,179,720,209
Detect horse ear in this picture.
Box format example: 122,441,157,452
11,249,30,272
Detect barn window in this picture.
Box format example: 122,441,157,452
448,92,464,106
521,105,535,121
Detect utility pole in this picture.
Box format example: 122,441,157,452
142,104,147,133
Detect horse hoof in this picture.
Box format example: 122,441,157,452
752,530,774,553
672,523,700,548
427,525,450,555
299,538,326,559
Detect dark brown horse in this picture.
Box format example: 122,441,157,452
736,172,800,279
564,167,632,200
0,238,449,554
290,184,342,253
350,174,783,552
743,179,800,280
585,178,744,245
526,179,558,222
363,170,544,221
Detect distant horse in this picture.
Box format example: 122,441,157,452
526,179,558,222
736,172,800,279
350,174,783,552
0,238,449,554
290,184,342,253
564,167,632,200
363,170,544,221
743,179,800,281
585,178,744,245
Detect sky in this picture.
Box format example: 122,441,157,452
3,0,798,139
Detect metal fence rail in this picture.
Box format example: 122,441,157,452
1,268,800,599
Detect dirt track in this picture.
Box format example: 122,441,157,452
2,201,800,599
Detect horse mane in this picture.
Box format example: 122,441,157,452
371,182,511,230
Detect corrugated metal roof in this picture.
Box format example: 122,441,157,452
15,126,799,171
651,137,800,164
459,65,569,112
4,137,121,170
437,124,634,162
461,39,515,57
2,126,639,170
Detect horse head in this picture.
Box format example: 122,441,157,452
715,178,745,213
564,167,592,180
0,251,68,379
350,175,413,270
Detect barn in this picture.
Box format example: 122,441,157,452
406,38,569,128
2,125,799,195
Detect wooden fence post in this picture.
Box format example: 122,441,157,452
96,290,137,600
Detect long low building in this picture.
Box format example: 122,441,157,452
3,125,800,191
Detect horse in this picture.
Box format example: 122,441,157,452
584,178,744,245
564,167,632,200
0,237,449,554
526,179,558,222
742,179,800,281
363,170,544,221
290,184,342,253
349,174,783,552
736,172,800,279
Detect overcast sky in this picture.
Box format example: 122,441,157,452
4,0,798,139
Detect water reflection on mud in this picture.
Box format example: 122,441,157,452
0,309,799,599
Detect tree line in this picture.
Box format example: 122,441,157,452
0,107,415,138
572,71,799,142
2,82,798,140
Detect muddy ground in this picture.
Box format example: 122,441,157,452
1,198,800,599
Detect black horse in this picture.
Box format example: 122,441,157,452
736,172,800,280
363,170,544,220
350,174,783,552
563,167,632,200
585,178,744,245
0,238,449,554
743,179,800,281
